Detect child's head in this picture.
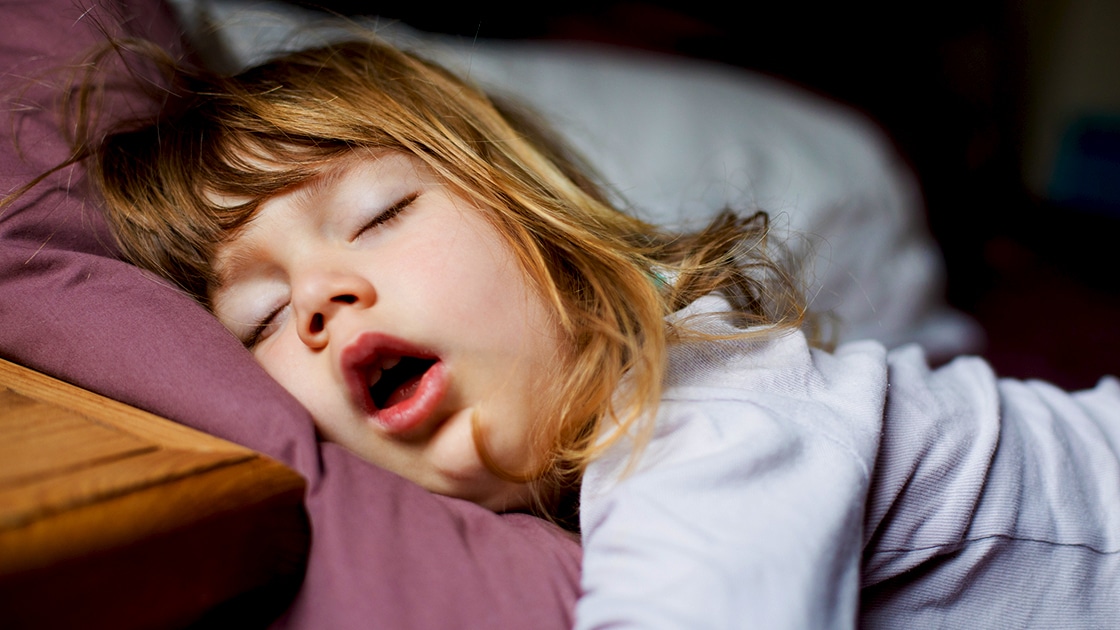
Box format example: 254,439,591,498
80,36,807,518
210,149,568,510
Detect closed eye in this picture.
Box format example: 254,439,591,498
353,192,419,240
244,303,288,348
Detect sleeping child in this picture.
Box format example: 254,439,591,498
15,34,1120,628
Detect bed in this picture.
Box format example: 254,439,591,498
0,357,308,627
0,0,978,626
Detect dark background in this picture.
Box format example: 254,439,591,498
297,0,1119,389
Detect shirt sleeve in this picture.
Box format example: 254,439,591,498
575,296,888,629
577,380,880,629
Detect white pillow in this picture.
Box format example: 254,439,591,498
168,0,983,358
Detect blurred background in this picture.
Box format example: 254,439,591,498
291,0,1119,389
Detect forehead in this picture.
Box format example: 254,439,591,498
209,154,375,285
209,151,472,290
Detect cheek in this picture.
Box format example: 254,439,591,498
253,332,300,385
400,226,529,325
428,411,489,479
253,338,336,425
477,286,569,472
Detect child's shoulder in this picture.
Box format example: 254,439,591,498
666,293,890,393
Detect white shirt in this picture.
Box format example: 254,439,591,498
578,294,1120,628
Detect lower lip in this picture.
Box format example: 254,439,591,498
341,333,448,435
372,360,447,434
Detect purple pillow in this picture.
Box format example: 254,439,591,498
0,1,581,627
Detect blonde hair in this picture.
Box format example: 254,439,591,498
27,35,810,521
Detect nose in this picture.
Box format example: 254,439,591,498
290,268,376,349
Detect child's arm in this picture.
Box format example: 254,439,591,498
576,298,884,628
579,408,870,628
579,397,873,628
576,293,1120,628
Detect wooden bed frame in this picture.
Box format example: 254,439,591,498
0,358,310,628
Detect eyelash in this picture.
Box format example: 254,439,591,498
241,193,420,348
243,303,285,348
352,192,419,240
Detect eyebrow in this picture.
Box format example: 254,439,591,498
213,237,269,293
285,159,353,215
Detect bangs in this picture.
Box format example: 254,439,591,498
187,115,356,232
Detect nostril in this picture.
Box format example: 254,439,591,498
331,294,358,305
310,313,324,334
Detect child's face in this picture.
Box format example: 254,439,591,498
210,152,565,511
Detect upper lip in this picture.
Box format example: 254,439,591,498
339,331,442,434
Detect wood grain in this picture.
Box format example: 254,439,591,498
0,358,309,628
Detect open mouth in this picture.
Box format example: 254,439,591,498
368,355,438,410
342,332,448,434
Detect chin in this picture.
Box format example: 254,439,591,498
439,474,533,513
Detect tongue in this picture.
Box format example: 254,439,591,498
384,374,423,408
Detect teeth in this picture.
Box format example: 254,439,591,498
366,356,404,392
366,356,400,389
